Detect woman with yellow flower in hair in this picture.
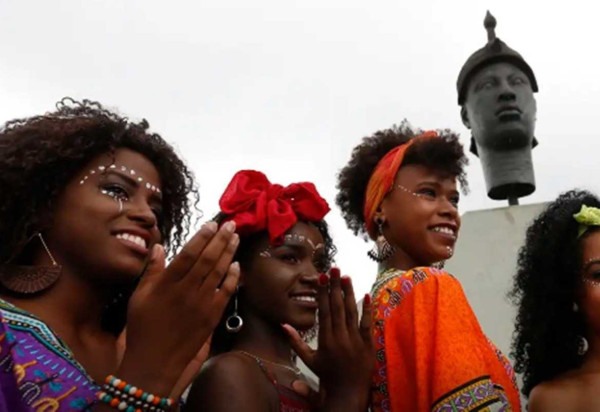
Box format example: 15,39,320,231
336,122,521,411
512,190,600,411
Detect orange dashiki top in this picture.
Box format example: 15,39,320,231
369,267,521,412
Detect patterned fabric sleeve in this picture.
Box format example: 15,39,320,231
0,300,99,411
370,267,521,412
0,315,30,412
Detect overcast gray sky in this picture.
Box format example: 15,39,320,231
1,0,598,297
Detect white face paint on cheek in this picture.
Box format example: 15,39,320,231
581,255,600,287
259,250,272,258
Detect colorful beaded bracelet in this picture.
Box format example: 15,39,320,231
97,375,174,411
98,387,167,412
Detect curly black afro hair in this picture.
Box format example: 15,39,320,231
0,98,199,334
336,120,469,240
510,190,600,396
0,98,199,263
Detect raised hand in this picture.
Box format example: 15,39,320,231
116,221,240,397
284,267,374,412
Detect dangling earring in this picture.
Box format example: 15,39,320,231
0,233,62,294
578,335,589,356
225,288,244,333
433,246,453,269
367,219,395,263
299,309,319,343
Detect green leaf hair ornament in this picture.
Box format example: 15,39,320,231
573,205,600,238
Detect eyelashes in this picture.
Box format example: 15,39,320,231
100,184,164,223
101,184,130,202
274,251,330,272
414,188,460,207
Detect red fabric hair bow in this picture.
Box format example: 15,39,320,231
219,170,330,243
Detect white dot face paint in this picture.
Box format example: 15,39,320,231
78,163,162,194
258,233,325,260
78,162,163,216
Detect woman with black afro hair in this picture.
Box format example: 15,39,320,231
511,190,600,411
336,121,521,411
0,98,240,411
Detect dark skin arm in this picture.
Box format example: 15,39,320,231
184,353,275,412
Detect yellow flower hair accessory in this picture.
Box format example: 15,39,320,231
573,205,600,238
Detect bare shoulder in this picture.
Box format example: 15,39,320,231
184,352,272,412
528,377,582,412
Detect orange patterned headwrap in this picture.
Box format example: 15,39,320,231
363,131,439,236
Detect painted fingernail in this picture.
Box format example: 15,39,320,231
341,276,351,286
203,221,218,233
319,273,329,286
222,221,236,233
329,267,341,278
364,294,371,304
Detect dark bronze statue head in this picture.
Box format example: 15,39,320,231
457,11,539,203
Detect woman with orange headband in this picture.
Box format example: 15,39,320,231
185,170,374,412
336,122,521,411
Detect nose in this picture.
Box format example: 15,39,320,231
498,79,516,102
126,198,158,229
438,197,459,220
300,263,320,284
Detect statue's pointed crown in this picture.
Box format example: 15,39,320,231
457,11,538,105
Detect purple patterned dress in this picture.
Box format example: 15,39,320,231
0,298,98,411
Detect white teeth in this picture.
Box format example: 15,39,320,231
116,233,147,248
293,296,316,303
431,227,455,236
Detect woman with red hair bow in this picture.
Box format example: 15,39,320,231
336,122,521,411
184,170,374,412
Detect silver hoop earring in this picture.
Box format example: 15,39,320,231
367,220,395,263
578,335,589,356
225,290,243,333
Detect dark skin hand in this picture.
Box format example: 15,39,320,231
2,149,240,411
184,267,374,412
284,268,374,412
94,222,240,411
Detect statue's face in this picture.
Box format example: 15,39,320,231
462,61,536,152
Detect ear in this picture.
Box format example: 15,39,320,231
373,206,387,227
366,207,385,239
460,106,471,129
